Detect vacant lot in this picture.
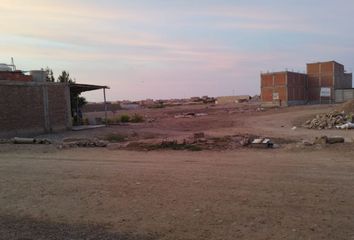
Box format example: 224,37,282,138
1,104,354,240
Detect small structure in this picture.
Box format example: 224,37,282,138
216,95,251,105
0,63,109,138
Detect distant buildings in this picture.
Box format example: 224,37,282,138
216,95,251,105
261,60,353,106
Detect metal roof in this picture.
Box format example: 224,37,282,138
69,83,109,94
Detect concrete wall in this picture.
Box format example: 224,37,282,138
335,89,354,103
0,81,71,138
287,72,308,102
216,95,251,104
261,72,287,106
334,64,352,89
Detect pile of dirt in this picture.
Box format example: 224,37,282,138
302,111,352,129
337,99,354,114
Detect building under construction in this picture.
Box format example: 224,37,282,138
0,61,109,138
261,61,353,106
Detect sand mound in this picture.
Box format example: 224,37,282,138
338,100,354,114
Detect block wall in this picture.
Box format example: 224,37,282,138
307,62,334,101
261,72,287,106
0,71,33,82
287,72,308,102
0,83,71,138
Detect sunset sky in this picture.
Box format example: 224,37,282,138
1,0,354,101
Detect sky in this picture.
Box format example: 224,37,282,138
1,0,354,102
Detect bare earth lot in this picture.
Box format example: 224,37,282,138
1,104,354,240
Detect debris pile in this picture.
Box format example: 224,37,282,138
314,136,345,145
302,111,352,129
123,133,279,151
251,138,274,148
299,136,345,147
59,138,108,148
174,112,208,119
0,137,52,144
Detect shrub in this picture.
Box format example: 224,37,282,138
104,116,120,125
158,141,203,151
82,118,89,125
131,113,144,123
105,134,126,142
120,115,131,123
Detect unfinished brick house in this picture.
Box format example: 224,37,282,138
261,71,308,107
0,65,108,138
261,61,352,106
307,61,352,103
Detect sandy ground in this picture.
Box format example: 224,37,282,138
1,103,354,239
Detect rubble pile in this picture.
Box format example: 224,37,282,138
314,136,345,144
174,112,208,119
0,137,52,144
60,138,108,148
303,111,352,129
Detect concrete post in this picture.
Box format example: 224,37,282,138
42,84,50,132
103,88,108,125
64,84,72,129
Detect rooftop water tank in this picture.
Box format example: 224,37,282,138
30,70,48,82
0,64,12,71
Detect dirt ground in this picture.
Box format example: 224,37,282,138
1,103,354,239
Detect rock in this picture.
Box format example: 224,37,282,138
195,113,208,117
196,138,207,143
35,138,52,144
60,138,108,148
194,132,205,139
0,139,11,144
12,137,36,144
301,140,313,146
326,136,344,144
313,136,344,144
108,142,129,149
95,140,109,147
314,136,327,145
272,144,280,148
239,137,250,146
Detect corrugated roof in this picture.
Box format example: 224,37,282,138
69,83,109,94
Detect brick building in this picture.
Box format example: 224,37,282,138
0,70,33,82
0,81,72,137
0,67,108,138
261,60,352,106
261,71,308,106
307,61,352,103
